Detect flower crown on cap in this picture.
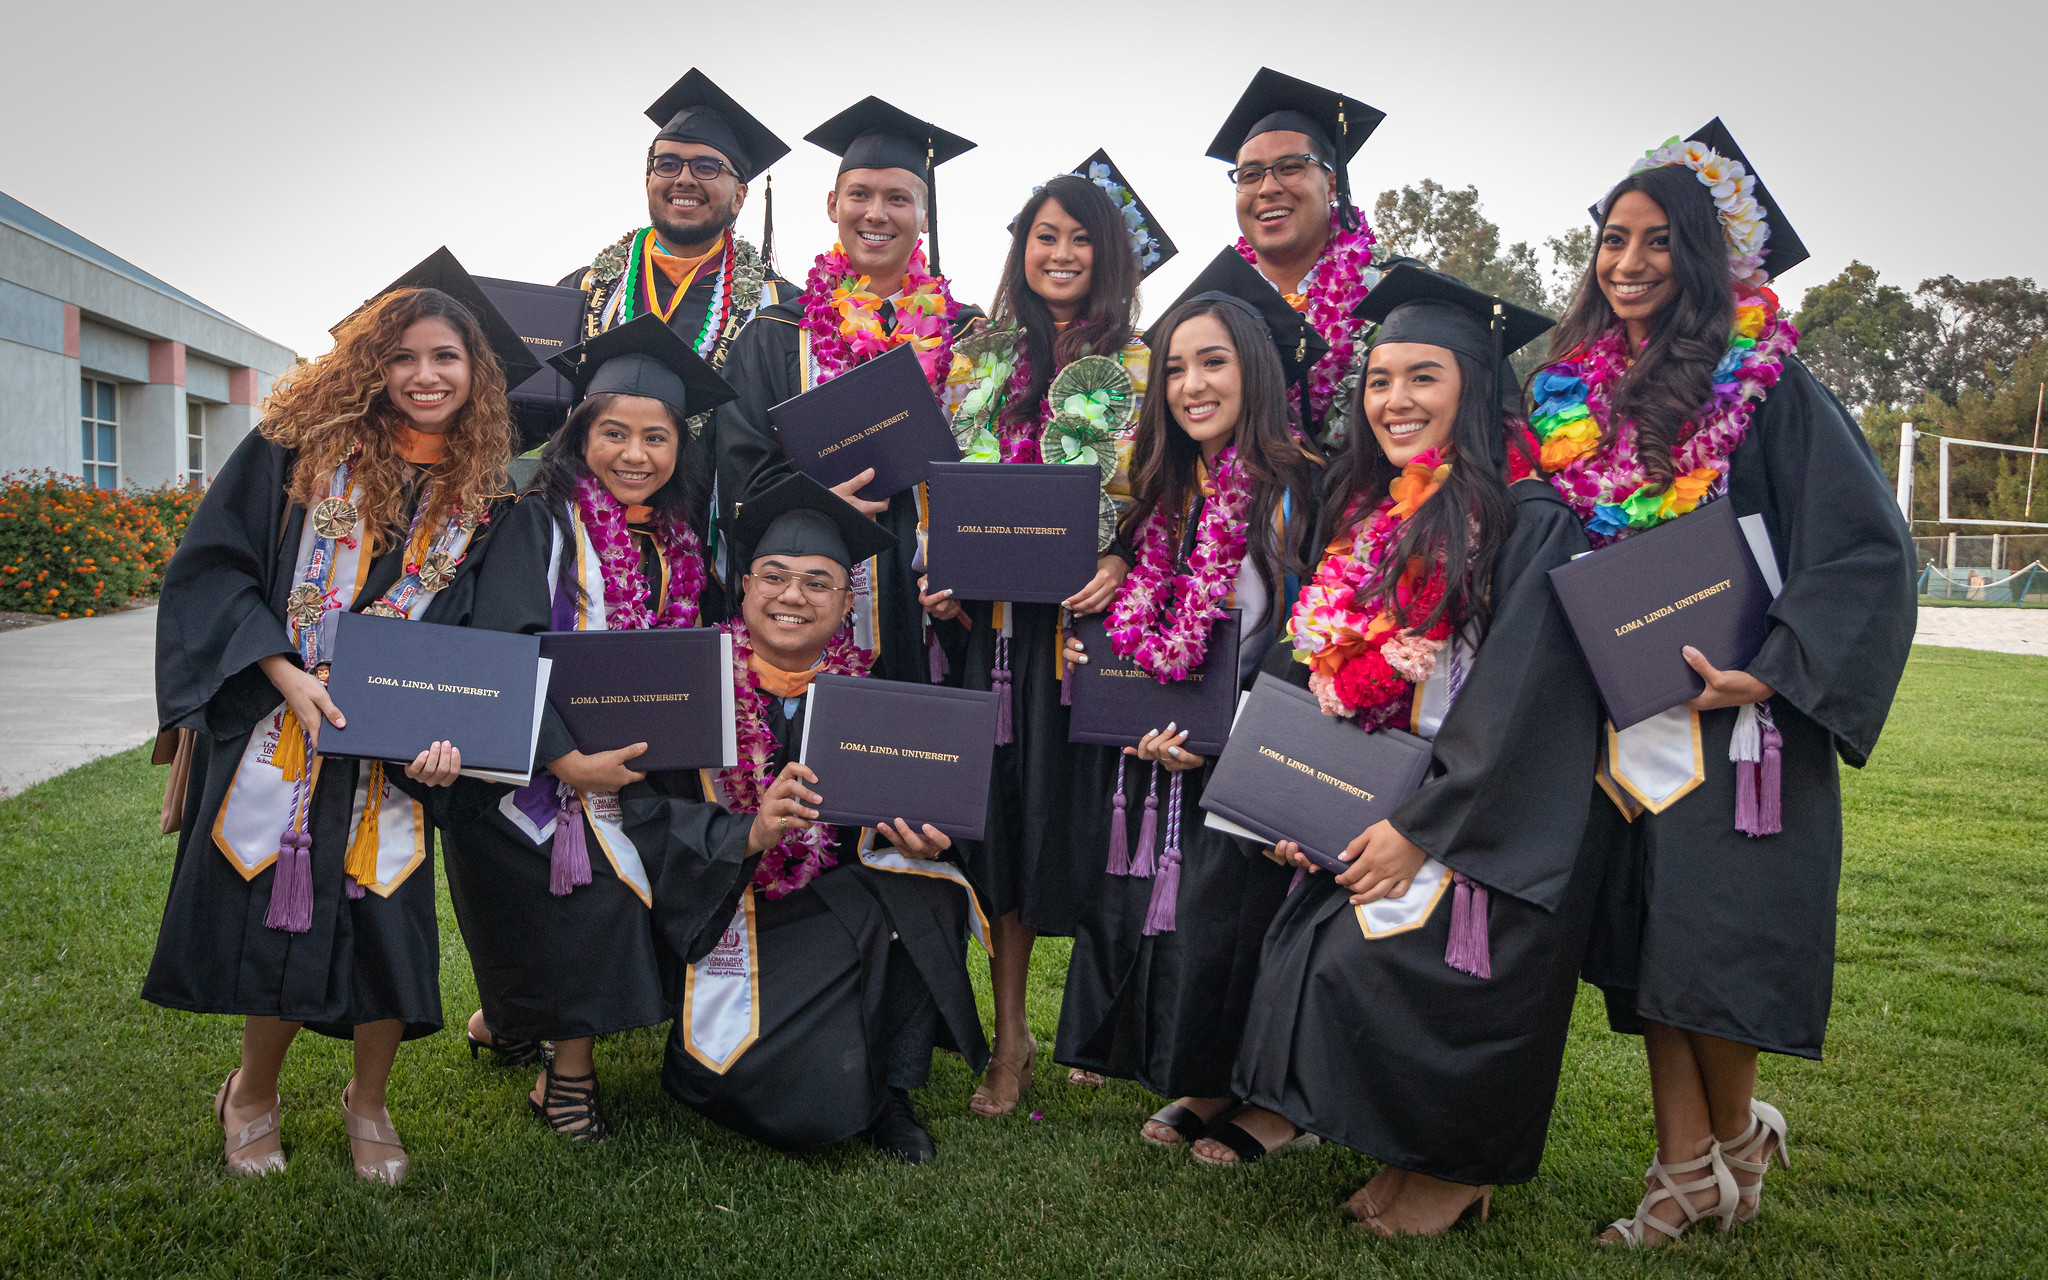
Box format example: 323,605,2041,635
1031,163,1164,272
1625,137,1772,287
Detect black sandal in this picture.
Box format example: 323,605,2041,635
528,1068,606,1143
1193,1111,1320,1166
1142,1102,1215,1148
468,1030,552,1068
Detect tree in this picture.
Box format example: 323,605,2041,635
1913,275,2048,405
1545,226,1593,315
1370,181,1548,315
1867,340,2048,527
1792,261,1935,412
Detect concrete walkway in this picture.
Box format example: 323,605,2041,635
1914,606,2048,658
0,607,159,798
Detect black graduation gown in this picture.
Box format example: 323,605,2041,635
1053,494,1309,1099
143,432,502,1040
1233,480,1605,1187
716,299,944,686
645,689,991,1152
439,495,750,1042
1580,356,1917,1058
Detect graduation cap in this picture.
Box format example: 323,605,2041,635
805,96,976,276
547,313,738,419
1068,148,1177,278
1206,68,1385,233
346,247,541,391
1597,117,1809,285
732,472,900,574
644,68,788,185
1146,246,1330,421
1354,262,1554,417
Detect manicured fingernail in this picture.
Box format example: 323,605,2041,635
1168,746,1181,757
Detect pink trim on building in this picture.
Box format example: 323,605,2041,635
148,339,186,386
228,366,259,405
62,304,80,358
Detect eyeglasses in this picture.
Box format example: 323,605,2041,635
748,570,847,603
648,155,738,183
1227,155,1330,188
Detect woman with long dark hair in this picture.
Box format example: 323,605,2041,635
1219,266,1604,1232
1054,250,1320,1149
442,315,755,1142
1529,124,1914,1244
925,159,1168,1117
145,250,529,1185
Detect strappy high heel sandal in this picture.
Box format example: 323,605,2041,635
969,1036,1037,1118
340,1082,408,1187
1724,1100,1791,1224
214,1068,286,1177
529,1067,606,1143
1600,1137,1737,1245
466,1023,551,1068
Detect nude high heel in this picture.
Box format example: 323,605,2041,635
215,1068,286,1177
340,1082,409,1187
1724,1099,1791,1224
1601,1137,1738,1245
969,1036,1037,1118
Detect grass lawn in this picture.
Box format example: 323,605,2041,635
1,645,2042,1278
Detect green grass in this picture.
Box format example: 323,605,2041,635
1917,595,2048,609
1,646,2043,1278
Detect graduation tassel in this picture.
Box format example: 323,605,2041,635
927,628,949,683
1141,773,1184,936
342,762,381,900
1757,708,1784,836
1731,702,1783,836
1444,872,1492,979
271,709,307,782
264,772,315,933
993,635,1013,745
1105,755,1131,875
1130,763,1159,878
549,788,592,896
1058,612,1073,706
760,173,776,273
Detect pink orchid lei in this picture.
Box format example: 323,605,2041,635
573,474,705,629
802,241,959,389
1105,446,1254,681
1236,207,1377,432
718,616,872,899
992,335,1060,463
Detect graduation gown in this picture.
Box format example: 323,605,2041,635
439,494,749,1043
645,681,991,1151
1579,356,1916,1058
1054,492,1310,1099
1233,479,1605,1187
143,432,502,1039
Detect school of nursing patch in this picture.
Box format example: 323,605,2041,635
1353,856,1454,941
1601,707,1706,817
681,888,761,1073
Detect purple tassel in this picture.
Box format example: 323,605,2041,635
928,630,948,683
1060,660,1073,706
1106,756,1131,875
345,877,365,900
1141,774,1185,935
1130,763,1159,878
264,827,314,933
993,638,1013,746
550,791,592,896
1444,873,1492,978
1735,754,1760,833
1756,724,1783,835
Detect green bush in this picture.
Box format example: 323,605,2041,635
0,472,198,618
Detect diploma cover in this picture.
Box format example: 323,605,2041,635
1546,498,1774,730
923,462,1099,603
537,628,738,772
767,342,960,501
1199,673,1434,872
320,612,551,784
1066,611,1240,756
797,674,997,841
475,274,587,407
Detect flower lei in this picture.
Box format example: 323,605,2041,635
572,473,704,629
1105,446,1253,681
1288,449,1454,727
583,229,768,348
1624,137,1772,288
802,242,958,388
1235,207,1377,434
717,616,872,899
1530,289,1799,546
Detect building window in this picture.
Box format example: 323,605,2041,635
186,401,205,486
80,378,118,489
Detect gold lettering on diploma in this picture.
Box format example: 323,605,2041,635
954,524,1069,536
1097,668,1202,681
816,409,911,459
1612,579,1734,638
366,675,502,698
1257,745,1375,801
837,741,962,764
564,693,690,705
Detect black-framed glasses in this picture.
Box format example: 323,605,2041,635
1227,154,1330,188
648,154,738,182
747,570,848,603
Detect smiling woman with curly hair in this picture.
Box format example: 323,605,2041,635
143,253,531,1189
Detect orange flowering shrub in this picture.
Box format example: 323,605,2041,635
0,472,204,617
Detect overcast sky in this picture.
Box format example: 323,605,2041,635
2,0,2035,358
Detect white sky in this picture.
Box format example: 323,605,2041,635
2,0,2035,358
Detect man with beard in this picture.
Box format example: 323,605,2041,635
1206,68,1388,443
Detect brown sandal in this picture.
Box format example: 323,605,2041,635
969,1037,1037,1118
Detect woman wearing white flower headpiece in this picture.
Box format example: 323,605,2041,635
1527,121,1915,1244
924,155,1167,1116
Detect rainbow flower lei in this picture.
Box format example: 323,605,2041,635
1236,207,1377,436
802,241,958,389
718,616,873,899
572,473,705,630
1530,289,1799,545
1106,446,1253,682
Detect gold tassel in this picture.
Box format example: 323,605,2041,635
272,709,307,781
344,761,382,887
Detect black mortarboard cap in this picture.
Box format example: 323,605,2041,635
733,473,900,572
349,247,541,391
547,313,737,418
1205,68,1384,232
1069,148,1177,278
1595,118,1809,284
805,96,976,276
1354,263,1554,419
1145,247,1329,384
644,68,789,185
